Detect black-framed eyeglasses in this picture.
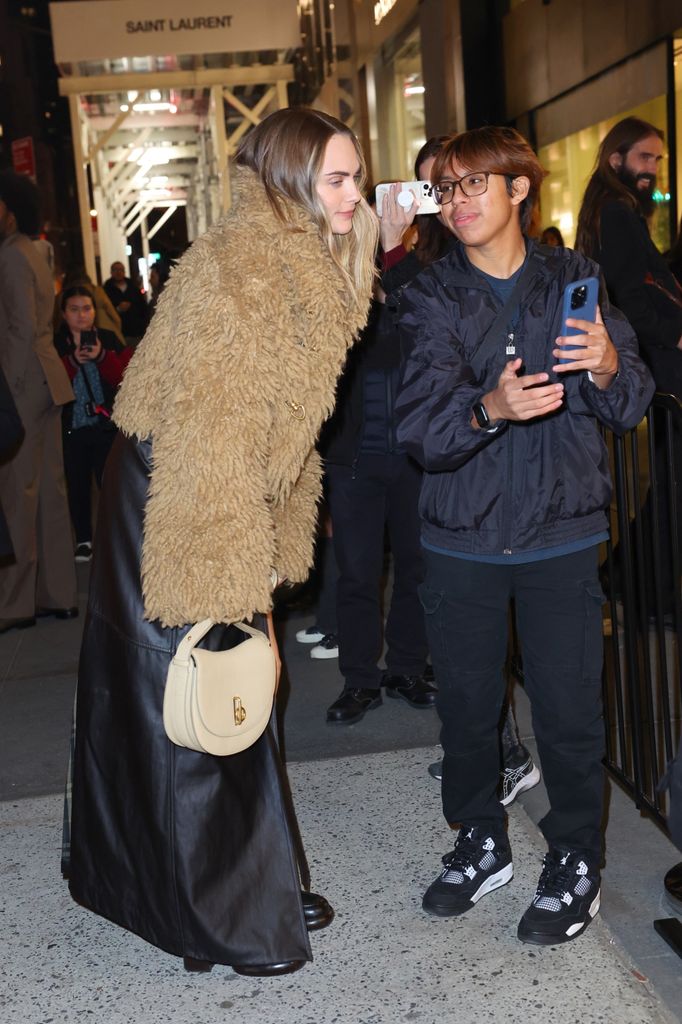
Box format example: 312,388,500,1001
432,171,491,206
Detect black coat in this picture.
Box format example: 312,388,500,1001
395,240,655,558
103,277,149,339
69,433,311,967
595,199,682,398
0,365,24,558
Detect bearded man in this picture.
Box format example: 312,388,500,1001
575,116,682,395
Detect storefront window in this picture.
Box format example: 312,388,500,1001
375,26,425,180
539,96,670,251
391,28,421,178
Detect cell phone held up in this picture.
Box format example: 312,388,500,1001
558,276,599,364
79,329,97,353
375,181,440,216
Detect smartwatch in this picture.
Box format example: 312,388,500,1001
472,401,504,435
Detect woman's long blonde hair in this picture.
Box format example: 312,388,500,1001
236,107,377,305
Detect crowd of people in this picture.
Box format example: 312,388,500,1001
0,106,678,976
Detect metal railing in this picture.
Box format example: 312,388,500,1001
601,393,682,831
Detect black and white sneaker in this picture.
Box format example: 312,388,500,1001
500,753,541,806
295,625,325,644
422,826,513,917
518,849,601,945
427,751,540,807
310,633,339,660
75,542,92,562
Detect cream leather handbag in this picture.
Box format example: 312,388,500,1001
163,619,277,756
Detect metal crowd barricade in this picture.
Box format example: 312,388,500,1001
601,392,681,831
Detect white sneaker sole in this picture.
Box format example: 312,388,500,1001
501,764,541,806
471,862,514,904
310,647,339,660
296,631,324,644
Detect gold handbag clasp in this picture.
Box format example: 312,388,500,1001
233,696,247,726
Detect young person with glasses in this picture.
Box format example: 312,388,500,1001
395,126,654,944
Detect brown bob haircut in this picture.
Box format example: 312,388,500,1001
431,126,547,233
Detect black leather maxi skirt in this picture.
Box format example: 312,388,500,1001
69,433,311,967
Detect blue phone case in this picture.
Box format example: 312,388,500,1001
559,276,599,363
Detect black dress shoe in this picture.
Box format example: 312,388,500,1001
302,890,334,931
35,606,79,620
326,687,382,725
0,616,36,635
233,960,305,977
664,862,682,912
384,673,437,708
183,956,214,973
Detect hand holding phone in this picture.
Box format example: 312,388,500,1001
557,277,599,364
76,329,101,363
375,181,439,217
553,277,618,383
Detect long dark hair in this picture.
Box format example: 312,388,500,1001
413,136,452,265
575,117,664,259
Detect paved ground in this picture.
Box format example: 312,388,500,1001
0,564,681,1022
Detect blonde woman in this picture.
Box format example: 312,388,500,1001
67,108,377,976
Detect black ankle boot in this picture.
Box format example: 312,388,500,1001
233,960,305,977
183,956,213,973
302,890,334,931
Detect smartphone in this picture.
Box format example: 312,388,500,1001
79,329,97,350
558,276,599,363
375,180,439,216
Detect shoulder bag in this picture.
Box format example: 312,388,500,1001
163,619,277,756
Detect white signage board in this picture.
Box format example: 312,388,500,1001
49,0,301,63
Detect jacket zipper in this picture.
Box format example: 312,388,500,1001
502,402,514,555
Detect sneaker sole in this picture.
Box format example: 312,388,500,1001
296,634,325,644
500,764,541,806
423,862,514,917
517,890,601,945
310,648,339,660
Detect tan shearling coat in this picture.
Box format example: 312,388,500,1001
114,169,371,626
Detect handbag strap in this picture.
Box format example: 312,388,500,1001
173,618,267,667
468,248,549,377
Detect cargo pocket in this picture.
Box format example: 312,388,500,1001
418,582,444,617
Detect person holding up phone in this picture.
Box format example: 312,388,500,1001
395,126,654,946
54,286,132,560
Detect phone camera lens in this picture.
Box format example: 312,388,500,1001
571,286,587,310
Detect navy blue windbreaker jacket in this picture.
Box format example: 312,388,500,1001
395,239,655,558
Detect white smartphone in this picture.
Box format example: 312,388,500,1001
375,180,440,216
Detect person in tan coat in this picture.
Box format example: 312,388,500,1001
0,171,77,633
67,108,377,977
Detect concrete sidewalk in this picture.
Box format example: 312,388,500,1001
0,747,677,1024
1,566,681,1023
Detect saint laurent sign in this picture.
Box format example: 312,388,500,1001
49,0,300,63
126,16,233,34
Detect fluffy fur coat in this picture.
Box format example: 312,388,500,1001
114,168,371,626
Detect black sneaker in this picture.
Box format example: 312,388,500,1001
422,826,513,917
75,542,92,562
518,849,601,945
427,752,541,807
310,633,339,660
500,752,541,806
